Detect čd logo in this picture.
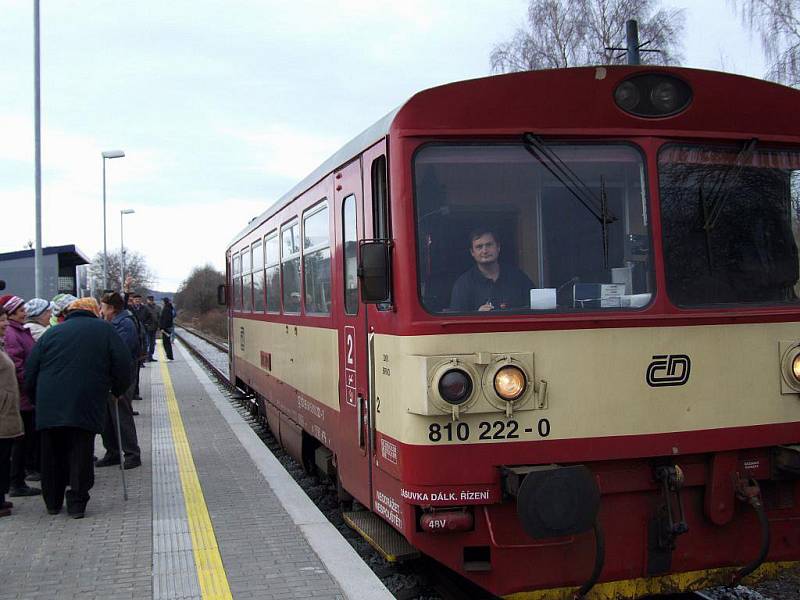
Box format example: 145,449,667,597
646,354,691,387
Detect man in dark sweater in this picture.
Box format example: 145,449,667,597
449,229,534,312
159,298,174,361
25,298,131,518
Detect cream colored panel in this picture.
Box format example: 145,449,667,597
373,322,800,445
232,318,339,411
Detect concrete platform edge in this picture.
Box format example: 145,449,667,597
178,342,395,600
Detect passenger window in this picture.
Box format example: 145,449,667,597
231,254,240,310
252,240,265,313
303,203,331,315
343,195,358,315
372,156,389,239
281,220,301,314
265,232,280,313
242,249,253,313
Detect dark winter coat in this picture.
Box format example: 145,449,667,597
143,303,160,333
25,310,132,433
159,302,174,330
111,310,139,360
4,319,35,411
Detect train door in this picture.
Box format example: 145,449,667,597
334,159,372,506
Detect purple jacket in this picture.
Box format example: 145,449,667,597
5,319,35,411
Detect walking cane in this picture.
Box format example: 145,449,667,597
113,396,128,501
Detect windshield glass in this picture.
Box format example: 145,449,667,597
414,143,653,315
659,144,800,306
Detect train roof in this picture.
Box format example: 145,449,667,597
229,65,800,249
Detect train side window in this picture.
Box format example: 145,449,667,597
242,247,253,312
252,239,265,313
303,202,331,315
281,220,301,314
343,194,358,315
264,231,280,313
372,155,390,239
232,253,241,310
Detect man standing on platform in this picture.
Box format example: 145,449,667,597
144,296,160,361
159,297,174,361
25,298,131,518
97,292,141,470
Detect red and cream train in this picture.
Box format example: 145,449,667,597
224,66,800,598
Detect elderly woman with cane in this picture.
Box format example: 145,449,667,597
25,298,131,518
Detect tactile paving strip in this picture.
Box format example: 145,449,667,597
151,370,203,599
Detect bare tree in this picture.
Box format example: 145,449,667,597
174,264,224,315
731,0,800,86
87,250,154,295
491,0,686,73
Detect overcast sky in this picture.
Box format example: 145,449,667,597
0,0,768,291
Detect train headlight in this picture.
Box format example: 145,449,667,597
792,355,800,384
613,74,692,118
779,342,800,394
438,369,473,405
494,366,527,401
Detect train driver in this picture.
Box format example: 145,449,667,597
449,228,534,312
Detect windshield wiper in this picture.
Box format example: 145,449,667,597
523,132,617,268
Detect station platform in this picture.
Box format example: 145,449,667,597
0,341,393,600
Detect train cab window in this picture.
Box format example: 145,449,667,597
252,240,265,313
242,247,253,312
343,195,359,315
232,253,241,310
303,202,331,315
372,155,390,239
414,143,653,314
659,144,800,306
281,220,301,314
265,232,280,313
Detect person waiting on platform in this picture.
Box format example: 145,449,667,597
96,292,141,470
449,228,534,312
24,298,132,518
159,297,174,361
144,296,160,361
23,298,52,341
1,295,41,497
0,306,24,518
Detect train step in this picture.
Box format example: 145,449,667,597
342,510,420,563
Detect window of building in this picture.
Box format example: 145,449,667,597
303,202,331,315
343,195,358,315
264,232,280,313
281,220,301,313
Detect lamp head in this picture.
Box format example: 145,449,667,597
121,209,135,215
102,150,125,159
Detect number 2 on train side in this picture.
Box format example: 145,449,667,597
344,326,357,407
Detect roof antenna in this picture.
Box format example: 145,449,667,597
604,19,662,65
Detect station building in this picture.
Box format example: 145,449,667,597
0,244,90,299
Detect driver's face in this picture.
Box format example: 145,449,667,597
470,233,500,265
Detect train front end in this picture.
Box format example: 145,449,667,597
369,67,800,597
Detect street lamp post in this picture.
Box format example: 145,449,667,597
120,209,135,289
101,150,125,289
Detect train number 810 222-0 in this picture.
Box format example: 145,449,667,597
428,418,551,443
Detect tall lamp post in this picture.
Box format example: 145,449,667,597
120,209,135,289
101,150,125,289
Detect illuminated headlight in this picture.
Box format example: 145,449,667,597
494,366,527,401
792,355,800,384
438,369,473,405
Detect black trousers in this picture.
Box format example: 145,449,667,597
40,427,95,513
10,409,37,487
161,329,173,360
100,387,140,461
0,438,13,500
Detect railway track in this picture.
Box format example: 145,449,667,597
173,326,787,600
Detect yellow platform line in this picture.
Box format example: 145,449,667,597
158,343,234,600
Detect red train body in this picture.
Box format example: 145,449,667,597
225,66,800,598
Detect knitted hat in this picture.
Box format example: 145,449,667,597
24,298,52,319
66,297,100,317
51,294,78,317
1,295,25,316
0,295,11,314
